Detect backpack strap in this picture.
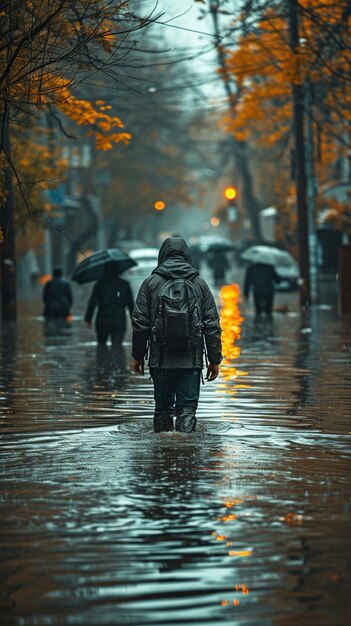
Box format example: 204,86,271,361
184,278,204,367
150,275,170,367
189,278,207,367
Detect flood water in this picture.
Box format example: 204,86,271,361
1,283,351,625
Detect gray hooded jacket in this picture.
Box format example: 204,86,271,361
132,237,222,368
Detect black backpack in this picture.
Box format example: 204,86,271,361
152,278,203,353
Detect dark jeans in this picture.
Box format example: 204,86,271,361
253,289,274,315
96,326,124,346
150,368,201,433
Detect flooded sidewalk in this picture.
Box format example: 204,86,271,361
0,299,350,625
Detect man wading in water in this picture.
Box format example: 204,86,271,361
132,237,222,433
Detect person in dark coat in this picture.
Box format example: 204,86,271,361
243,262,281,317
85,261,134,346
207,249,229,286
132,237,222,433
42,268,73,319
189,243,202,271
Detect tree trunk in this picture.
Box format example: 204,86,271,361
209,1,262,242
0,110,17,321
66,194,99,273
66,139,99,272
105,217,120,248
234,139,262,242
289,0,311,306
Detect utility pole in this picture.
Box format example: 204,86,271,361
289,0,311,306
305,83,318,303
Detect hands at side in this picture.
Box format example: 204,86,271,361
131,359,219,381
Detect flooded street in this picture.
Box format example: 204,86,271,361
1,284,351,626
1,1,350,623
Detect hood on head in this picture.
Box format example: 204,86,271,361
153,237,199,280
157,237,192,265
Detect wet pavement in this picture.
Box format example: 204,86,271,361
1,279,351,625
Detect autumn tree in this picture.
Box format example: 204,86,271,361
0,0,153,320
63,37,229,264
219,1,350,220
203,0,350,302
206,0,263,242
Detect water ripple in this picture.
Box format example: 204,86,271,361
0,304,351,625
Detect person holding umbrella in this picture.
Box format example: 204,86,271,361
72,249,136,346
204,239,235,287
84,261,134,345
243,262,281,318
207,248,229,286
241,247,285,317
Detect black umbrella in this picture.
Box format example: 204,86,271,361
196,236,236,253
206,240,236,252
72,249,136,284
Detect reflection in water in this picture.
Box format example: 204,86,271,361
290,309,318,413
94,343,127,392
43,317,73,341
241,311,278,351
219,284,243,362
0,309,351,625
0,322,17,422
127,435,254,613
80,342,129,424
219,284,249,396
251,315,275,343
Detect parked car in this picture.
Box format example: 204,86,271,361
128,247,159,274
274,256,301,291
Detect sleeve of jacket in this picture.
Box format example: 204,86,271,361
85,283,98,323
126,282,134,318
132,279,151,360
201,281,222,365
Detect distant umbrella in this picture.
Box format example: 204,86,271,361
196,236,236,253
240,245,296,268
206,240,235,252
72,249,136,284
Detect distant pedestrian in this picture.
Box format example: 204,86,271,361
132,237,222,433
85,261,134,346
207,249,229,286
42,268,73,320
243,263,281,317
189,244,202,271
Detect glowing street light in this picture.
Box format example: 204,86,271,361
224,186,237,200
224,186,238,223
154,200,165,211
210,216,220,227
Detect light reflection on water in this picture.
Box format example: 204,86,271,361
0,292,351,625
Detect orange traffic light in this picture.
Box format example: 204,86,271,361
154,200,165,211
224,186,237,200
